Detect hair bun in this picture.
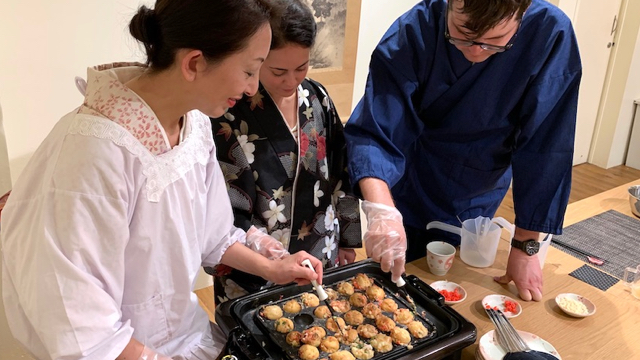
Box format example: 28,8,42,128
129,6,161,48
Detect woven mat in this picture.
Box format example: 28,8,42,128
554,210,640,279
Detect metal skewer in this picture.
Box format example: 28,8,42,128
551,239,605,266
394,276,418,314
301,259,347,338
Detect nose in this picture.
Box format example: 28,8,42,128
284,72,297,88
468,44,485,56
244,75,260,97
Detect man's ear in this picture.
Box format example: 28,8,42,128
179,49,206,82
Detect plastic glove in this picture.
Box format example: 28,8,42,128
245,226,290,260
138,345,172,360
361,200,407,282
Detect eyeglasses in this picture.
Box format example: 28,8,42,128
444,6,521,53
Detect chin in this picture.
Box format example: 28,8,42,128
463,53,492,63
201,107,227,119
278,88,297,98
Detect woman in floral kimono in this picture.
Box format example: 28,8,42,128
208,0,361,303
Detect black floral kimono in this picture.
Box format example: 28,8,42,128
207,78,361,303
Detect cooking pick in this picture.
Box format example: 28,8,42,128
394,276,418,314
301,259,346,337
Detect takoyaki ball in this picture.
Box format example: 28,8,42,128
299,344,320,360
344,310,364,326
350,342,375,360
260,305,283,320
389,327,412,345
365,285,385,302
380,298,399,312
286,331,303,347
393,308,414,325
301,292,320,307
337,281,355,296
361,303,382,319
370,333,393,353
326,288,340,300
329,350,356,360
301,328,323,347
352,273,373,290
314,305,332,319
274,317,294,333
349,293,368,308
330,299,351,313
283,299,302,314
326,317,347,333
356,324,378,339
407,320,429,339
375,314,396,332
337,328,359,345
320,336,341,353
309,326,327,339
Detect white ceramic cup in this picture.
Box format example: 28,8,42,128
426,241,456,276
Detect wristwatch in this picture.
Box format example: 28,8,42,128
511,238,540,256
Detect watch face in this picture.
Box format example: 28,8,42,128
525,241,540,256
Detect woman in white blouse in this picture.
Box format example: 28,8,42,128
0,0,323,359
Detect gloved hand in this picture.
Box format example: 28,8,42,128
245,226,290,260
361,200,407,282
138,345,172,360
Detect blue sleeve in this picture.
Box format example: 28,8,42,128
344,3,433,194
512,26,582,234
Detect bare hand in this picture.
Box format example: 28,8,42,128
337,248,357,266
494,249,543,301
266,251,323,286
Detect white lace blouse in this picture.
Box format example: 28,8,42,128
1,64,242,359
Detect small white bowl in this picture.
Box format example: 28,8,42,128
431,280,467,304
555,293,596,317
482,294,522,318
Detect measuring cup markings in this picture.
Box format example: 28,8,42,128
427,216,514,268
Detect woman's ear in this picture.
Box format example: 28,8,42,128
179,49,206,82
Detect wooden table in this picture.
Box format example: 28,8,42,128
404,179,640,359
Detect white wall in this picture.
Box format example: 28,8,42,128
612,26,640,166
0,0,151,184
351,0,420,110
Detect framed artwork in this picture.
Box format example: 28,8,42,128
304,0,362,117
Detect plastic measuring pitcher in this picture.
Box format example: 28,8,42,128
427,216,514,267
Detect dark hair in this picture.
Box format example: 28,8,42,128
268,0,317,50
129,0,272,71
448,0,531,37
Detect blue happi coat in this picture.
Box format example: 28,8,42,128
345,0,581,237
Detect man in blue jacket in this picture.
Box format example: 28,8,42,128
346,0,581,301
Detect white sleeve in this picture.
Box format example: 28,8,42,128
1,144,134,359
201,144,247,268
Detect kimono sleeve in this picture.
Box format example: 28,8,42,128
344,7,431,194
315,81,362,249
210,116,259,231
511,29,582,234
1,152,133,359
